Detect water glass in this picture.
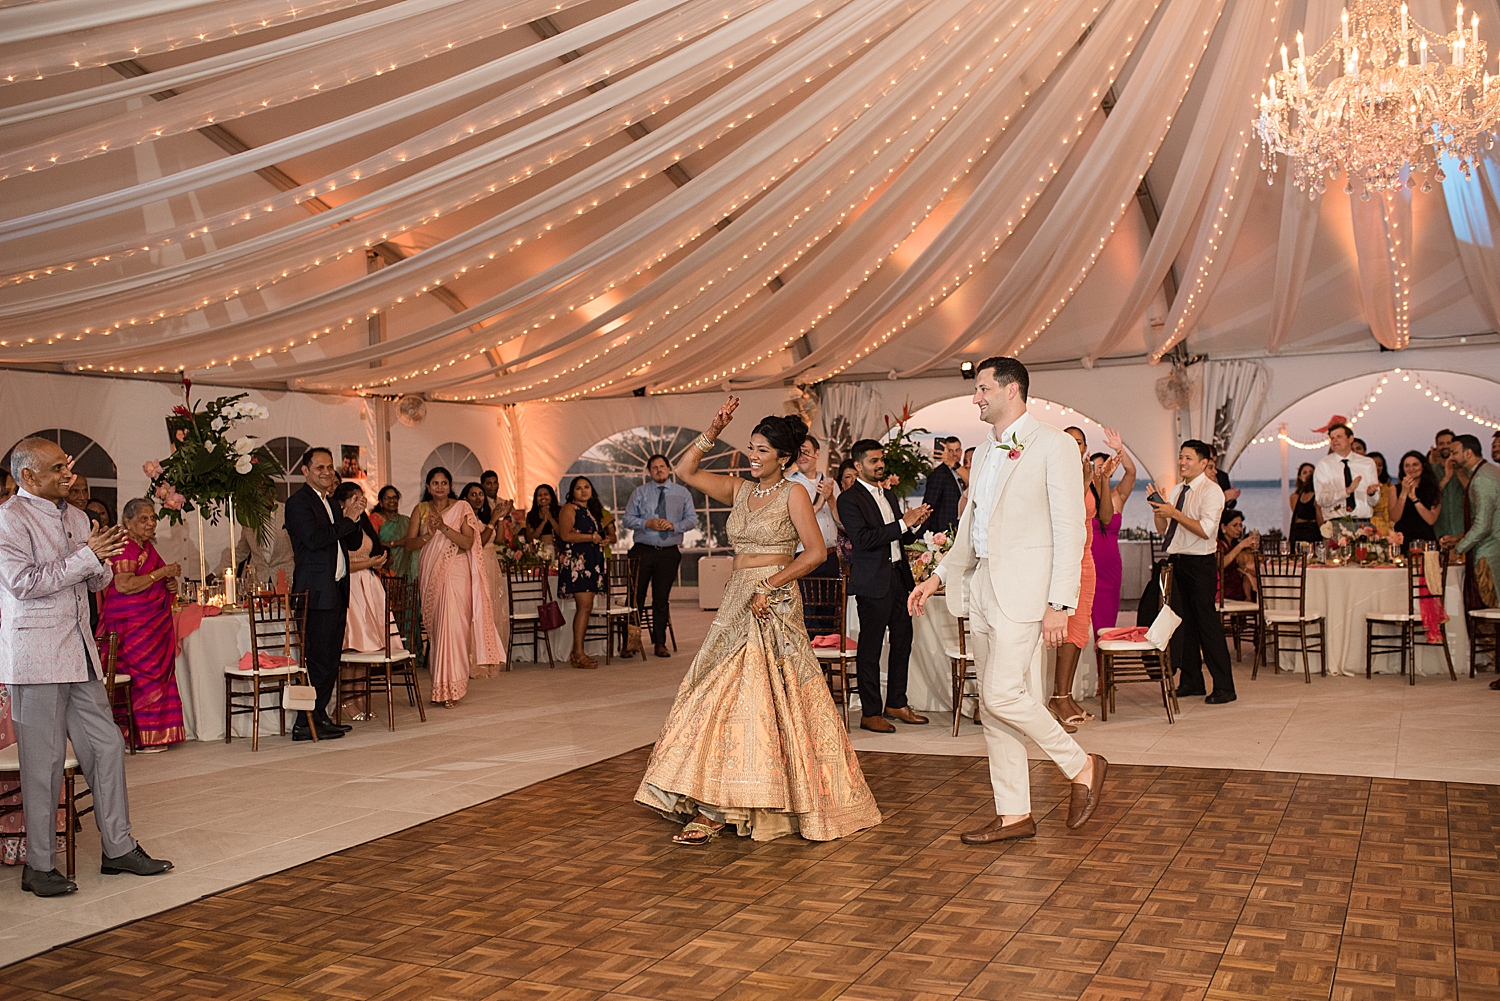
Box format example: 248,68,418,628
1278,539,1290,556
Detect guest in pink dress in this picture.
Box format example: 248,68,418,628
95,499,186,752
332,483,394,653
404,468,504,707
1048,428,1119,731
1088,427,1136,639
461,483,511,666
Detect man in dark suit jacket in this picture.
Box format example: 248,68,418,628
837,439,933,733
283,447,363,741
920,436,963,536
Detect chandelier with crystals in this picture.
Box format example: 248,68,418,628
1256,1,1500,196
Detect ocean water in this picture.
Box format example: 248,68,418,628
1117,481,1291,536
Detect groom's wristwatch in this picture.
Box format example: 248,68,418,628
1048,602,1072,612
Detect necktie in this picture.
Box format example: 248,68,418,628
1343,459,1353,511
655,486,667,533
1161,484,1190,549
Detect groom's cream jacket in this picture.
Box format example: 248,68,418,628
934,417,1085,623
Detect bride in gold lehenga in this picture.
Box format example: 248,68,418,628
636,396,882,845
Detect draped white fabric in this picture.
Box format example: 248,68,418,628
0,0,1491,404
1192,359,1267,470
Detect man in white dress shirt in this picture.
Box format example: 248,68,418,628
910,357,1106,844
1148,440,1235,703
1314,423,1380,522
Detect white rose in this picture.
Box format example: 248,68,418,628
235,456,253,474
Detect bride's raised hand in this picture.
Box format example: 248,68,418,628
708,396,740,438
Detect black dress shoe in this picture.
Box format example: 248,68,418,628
21,865,77,896
292,723,346,741
1205,691,1237,704
101,845,173,876
315,716,353,733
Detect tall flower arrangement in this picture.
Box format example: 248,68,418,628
144,393,284,545
879,401,933,500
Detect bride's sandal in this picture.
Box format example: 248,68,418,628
672,820,723,846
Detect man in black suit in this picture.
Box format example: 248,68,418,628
837,439,933,733
920,436,963,536
283,447,363,741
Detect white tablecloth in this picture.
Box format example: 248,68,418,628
1276,565,1468,677
174,610,288,741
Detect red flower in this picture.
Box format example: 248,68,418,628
172,405,191,416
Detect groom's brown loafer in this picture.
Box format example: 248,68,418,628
959,815,1036,845
1066,754,1108,830
859,715,896,733
884,706,929,725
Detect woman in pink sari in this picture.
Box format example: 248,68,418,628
96,498,185,751
404,467,504,707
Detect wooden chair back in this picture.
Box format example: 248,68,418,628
1258,553,1307,616
608,555,638,609
248,591,306,668
1148,532,1168,565
100,631,121,700
507,566,553,613
796,575,847,647
1407,550,1447,617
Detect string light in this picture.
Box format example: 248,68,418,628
1246,367,1500,450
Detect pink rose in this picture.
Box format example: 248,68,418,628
154,483,170,500
1008,449,1021,460
931,533,948,547
163,492,187,511
142,460,162,477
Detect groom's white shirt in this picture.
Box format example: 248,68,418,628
933,413,1085,623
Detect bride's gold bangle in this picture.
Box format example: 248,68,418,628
693,433,715,453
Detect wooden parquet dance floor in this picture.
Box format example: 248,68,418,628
4,747,1499,1001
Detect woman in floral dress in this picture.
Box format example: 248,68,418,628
557,476,608,669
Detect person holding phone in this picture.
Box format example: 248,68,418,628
1148,440,1234,704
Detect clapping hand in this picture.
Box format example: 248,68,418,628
1366,482,1380,496
816,477,835,501
370,553,388,570
161,562,182,579
902,503,932,527
341,493,365,520
87,523,127,560
424,512,442,533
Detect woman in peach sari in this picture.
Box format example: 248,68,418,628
404,467,503,707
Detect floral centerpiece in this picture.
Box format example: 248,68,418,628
879,401,933,500
497,511,550,571
905,529,954,583
1320,518,1402,564
144,392,284,545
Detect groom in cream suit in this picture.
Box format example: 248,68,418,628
910,357,1107,843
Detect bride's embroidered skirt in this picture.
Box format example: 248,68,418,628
636,566,881,841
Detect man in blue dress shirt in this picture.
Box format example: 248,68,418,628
621,455,697,657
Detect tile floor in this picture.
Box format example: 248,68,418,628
4,747,1497,1001
1,600,1496,969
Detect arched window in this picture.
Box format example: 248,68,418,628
263,436,311,503
565,426,749,584
422,442,484,489
3,429,118,520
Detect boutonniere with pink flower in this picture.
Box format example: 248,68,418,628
997,431,1025,460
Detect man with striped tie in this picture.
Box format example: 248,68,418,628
622,455,697,658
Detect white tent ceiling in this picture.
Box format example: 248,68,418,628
1,0,1496,404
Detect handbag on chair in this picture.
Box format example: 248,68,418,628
537,598,565,632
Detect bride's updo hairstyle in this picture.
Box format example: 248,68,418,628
751,414,809,470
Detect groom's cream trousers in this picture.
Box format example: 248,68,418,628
967,558,1088,815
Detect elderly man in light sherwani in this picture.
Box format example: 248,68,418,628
0,438,172,897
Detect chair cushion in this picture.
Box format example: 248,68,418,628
1264,610,1322,623
1469,608,1500,619
0,744,78,773
941,647,974,662
1218,601,1259,613
1366,612,1417,622
112,674,132,685
222,664,303,676
511,611,540,621
813,647,851,659
341,651,414,664
1097,639,1159,652
591,606,635,617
